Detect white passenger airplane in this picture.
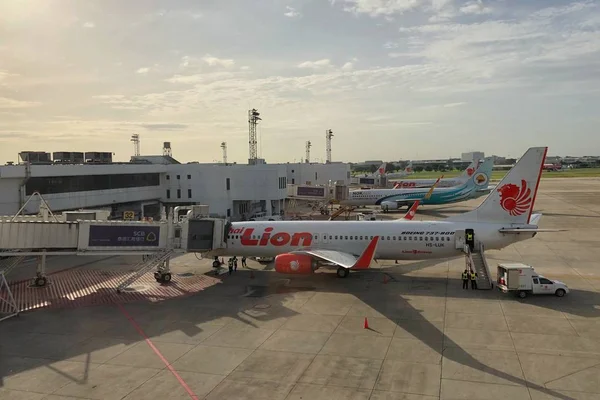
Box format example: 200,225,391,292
343,157,494,212
385,161,413,179
222,147,553,278
391,160,479,189
360,162,413,179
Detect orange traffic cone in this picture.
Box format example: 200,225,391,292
364,317,369,329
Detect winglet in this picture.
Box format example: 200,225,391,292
403,201,420,220
422,175,444,201
351,236,380,270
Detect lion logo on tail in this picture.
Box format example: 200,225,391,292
497,179,532,216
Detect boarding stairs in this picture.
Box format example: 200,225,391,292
0,251,27,277
329,206,356,221
465,243,493,290
116,249,175,293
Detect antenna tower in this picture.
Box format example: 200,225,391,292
305,141,311,164
325,129,333,164
131,134,140,157
248,108,261,165
162,142,172,157
221,142,228,165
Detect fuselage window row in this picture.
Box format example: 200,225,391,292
229,234,453,242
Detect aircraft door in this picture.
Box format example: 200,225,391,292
186,219,215,252
465,228,475,251
322,233,329,244
454,230,465,250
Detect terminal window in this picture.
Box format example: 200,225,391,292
26,173,161,195
187,174,191,179
226,178,230,190
166,189,171,199
177,189,181,199
177,175,180,180
188,189,192,198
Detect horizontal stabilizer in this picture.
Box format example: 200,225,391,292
499,228,567,233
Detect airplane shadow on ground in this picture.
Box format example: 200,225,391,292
2,265,596,400
273,266,595,400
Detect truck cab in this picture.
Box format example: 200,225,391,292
497,263,569,299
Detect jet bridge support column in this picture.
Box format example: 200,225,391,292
34,251,48,287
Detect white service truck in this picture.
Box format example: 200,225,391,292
497,263,569,299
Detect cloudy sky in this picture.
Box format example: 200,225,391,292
1,0,599,164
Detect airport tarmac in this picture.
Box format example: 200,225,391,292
2,177,600,400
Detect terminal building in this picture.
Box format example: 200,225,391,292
0,151,350,221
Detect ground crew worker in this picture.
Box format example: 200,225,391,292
232,256,238,272
241,256,247,268
228,258,234,275
462,269,469,289
466,232,474,251
470,270,478,289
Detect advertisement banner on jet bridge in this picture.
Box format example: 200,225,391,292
297,186,326,197
88,225,160,247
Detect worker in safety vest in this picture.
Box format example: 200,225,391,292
470,270,478,289
466,232,474,250
462,269,469,289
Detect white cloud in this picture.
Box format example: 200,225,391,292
201,54,235,68
298,59,332,69
459,1,492,15
284,6,302,18
339,0,428,17
341,58,358,70
0,97,41,109
136,67,150,74
443,102,466,107
83,21,95,28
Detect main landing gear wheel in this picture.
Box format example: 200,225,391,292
33,276,47,287
154,272,172,283
336,267,349,278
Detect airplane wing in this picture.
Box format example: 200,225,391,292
290,236,379,270
499,228,567,233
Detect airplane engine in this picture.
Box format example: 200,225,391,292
274,254,317,275
380,201,399,212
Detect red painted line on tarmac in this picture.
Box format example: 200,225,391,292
116,303,199,400
9,256,118,285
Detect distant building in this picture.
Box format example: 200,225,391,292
491,155,506,165
355,160,383,167
462,151,485,162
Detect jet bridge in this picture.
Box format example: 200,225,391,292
0,197,230,288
